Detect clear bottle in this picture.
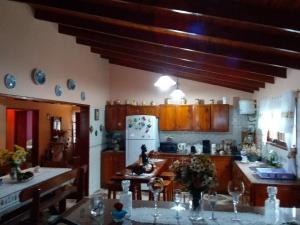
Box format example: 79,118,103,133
119,180,132,217
264,186,280,225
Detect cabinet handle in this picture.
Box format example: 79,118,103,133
118,122,122,127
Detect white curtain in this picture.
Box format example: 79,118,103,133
257,90,297,174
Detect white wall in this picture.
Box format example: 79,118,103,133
0,0,110,194
109,64,254,105
254,69,300,177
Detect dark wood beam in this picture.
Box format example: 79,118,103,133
91,47,265,89
59,25,285,78
33,7,300,69
77,38,275,84
107,58,255,93
13,0,300,52
123,0,300,31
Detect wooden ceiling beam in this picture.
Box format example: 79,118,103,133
99,53,263,90
90,46,265,88
106,58,255,93
33,8,299,69
78,38,273,84
96,49,261,90
123,0,300,31
59,25,284,78
13,0,300,52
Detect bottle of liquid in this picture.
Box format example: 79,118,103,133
264,186,280,225
119,180,132,217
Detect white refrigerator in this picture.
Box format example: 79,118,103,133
126,115,159,166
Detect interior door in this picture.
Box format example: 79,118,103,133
14,111,27,150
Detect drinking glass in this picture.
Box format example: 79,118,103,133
89,194,105,217
148,177,164,218
228,181,245,221
174,189,182,219
206,191,218,220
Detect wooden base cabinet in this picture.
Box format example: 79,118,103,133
233,161,300,207
101,150,125,188
157,153,232,194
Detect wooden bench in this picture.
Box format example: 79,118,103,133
1,167,84,225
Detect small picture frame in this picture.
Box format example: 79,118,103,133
94,109,100,121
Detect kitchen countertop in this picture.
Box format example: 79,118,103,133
235,161,300,185
156,151,239,157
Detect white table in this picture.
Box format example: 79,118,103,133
0,167,71,217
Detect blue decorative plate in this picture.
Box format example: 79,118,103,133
81,91,86,101
32,69,46,85
55,85,63,96
4,73,16,89
67,79,76,90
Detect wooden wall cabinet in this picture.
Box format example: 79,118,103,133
139,106,159,117
175,105,193,130
101,150,125,188
159,104,176,131
210,104,229,132
105,104,230,132
193,105,211,131
105,105,127,131
126,105,140,116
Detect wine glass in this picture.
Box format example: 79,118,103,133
148,177,164,218
206,191,218,220
228,181,245,221
174,189,182,219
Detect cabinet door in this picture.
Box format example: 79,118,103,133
139,106,159,117
193,105,210,131
126,105,140,116
210,156,232,193
105,105,117,132
175,105,193,130
211,104,229,132
101,151,114,187
105,105,127,131
101,151,125,188
159,105,176,131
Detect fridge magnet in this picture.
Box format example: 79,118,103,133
94,109,99,121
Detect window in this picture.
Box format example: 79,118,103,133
258,91,297,150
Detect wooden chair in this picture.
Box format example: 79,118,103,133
1,168,83,225
104,180,122,199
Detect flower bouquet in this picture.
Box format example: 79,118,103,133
171,155,217,221
0,145,30,181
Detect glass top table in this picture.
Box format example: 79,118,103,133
62,198,300,225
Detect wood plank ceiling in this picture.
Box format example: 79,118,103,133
12,0,300,92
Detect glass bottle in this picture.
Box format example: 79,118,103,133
264,186,280,225
119,180,132,217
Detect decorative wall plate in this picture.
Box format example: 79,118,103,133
81,91,86,101
55,85,63,96
32,69,46,85
4,73,16,89
67,79,76,90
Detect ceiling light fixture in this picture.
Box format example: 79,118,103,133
170,78,185,100
154,75,176,91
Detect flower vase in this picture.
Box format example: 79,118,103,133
189,191,206,223
10,165,20,181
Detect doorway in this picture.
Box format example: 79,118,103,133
6,108,39,166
